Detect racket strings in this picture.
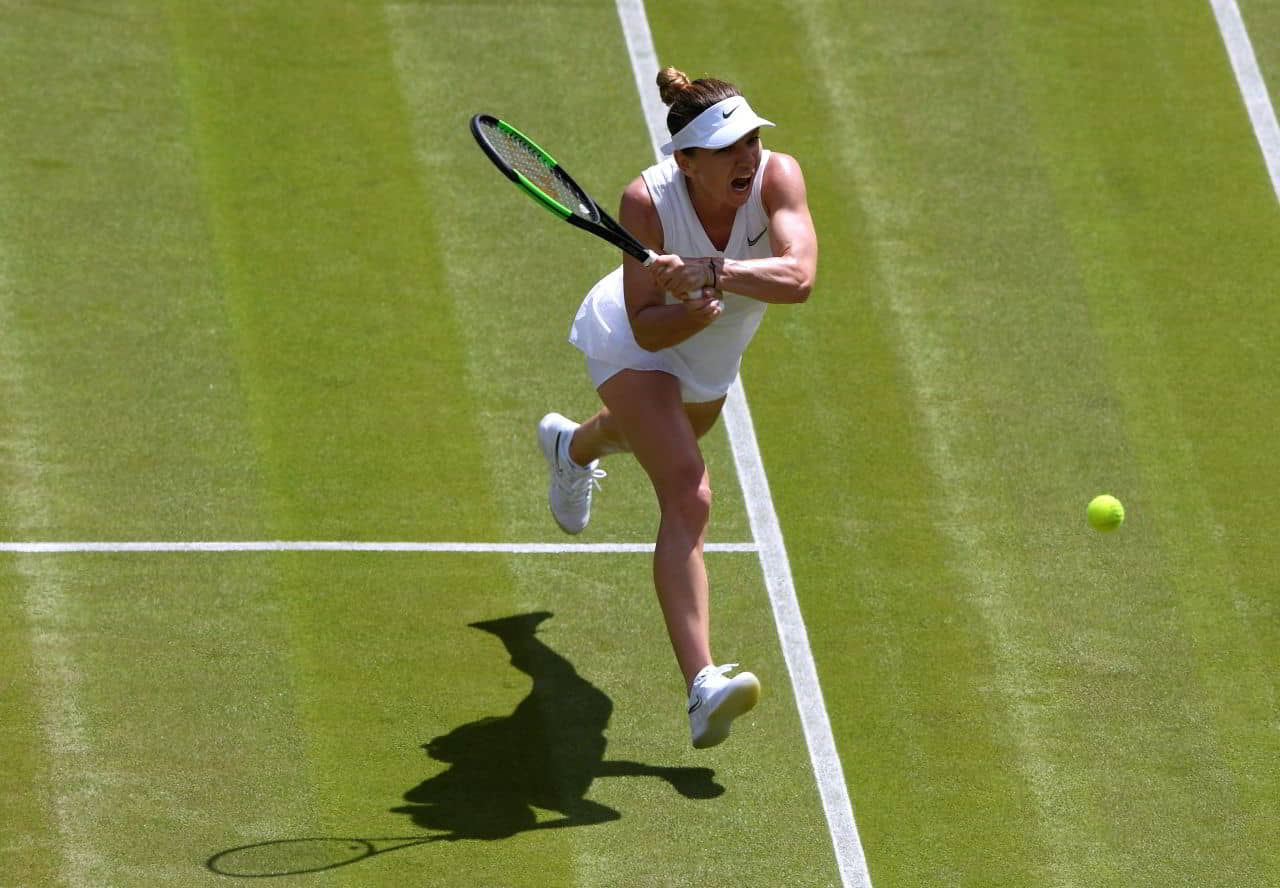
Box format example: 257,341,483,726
486,124,594,220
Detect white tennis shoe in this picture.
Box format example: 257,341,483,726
537,413,605,535
688,663,761,749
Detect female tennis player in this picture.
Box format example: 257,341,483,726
537,67,817,749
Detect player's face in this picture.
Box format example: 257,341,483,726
679,129,762,208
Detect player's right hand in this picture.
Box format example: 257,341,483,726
648,253,709,295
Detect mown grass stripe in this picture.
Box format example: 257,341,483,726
1003,2,1280,879
0,124,102,888
166,0,488,542
791,5,1074,882
1,4,325,884
0,0,269,542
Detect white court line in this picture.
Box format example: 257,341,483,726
615,3,872,886
1211,0,1280,202
0,541,758,554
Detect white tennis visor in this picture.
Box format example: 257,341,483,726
659,96,775,155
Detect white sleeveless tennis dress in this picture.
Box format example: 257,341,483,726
568,150,775,403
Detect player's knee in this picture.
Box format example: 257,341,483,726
660,469,712,529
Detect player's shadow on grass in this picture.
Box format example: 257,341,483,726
207,611,721,877
391,611,723,836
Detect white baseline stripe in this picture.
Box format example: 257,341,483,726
614,3,872,886
1211,0,1280,202
0,541,758,554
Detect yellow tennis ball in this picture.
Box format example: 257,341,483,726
1087,494,1125,531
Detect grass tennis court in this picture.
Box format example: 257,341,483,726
3,0,1279,885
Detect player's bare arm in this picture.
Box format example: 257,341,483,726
620,176,723,352
714,153,817,304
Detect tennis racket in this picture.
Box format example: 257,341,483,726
470,114,657,266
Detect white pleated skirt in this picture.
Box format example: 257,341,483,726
568,267,765,404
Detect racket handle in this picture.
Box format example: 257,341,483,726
643,249,658,267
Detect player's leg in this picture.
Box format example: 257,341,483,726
596,368,716,690
569,395,726,467
596,370,758,748
566,406,630,465
595,369,713,690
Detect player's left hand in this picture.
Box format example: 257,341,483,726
674,286,723,306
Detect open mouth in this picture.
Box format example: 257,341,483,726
731,174,753,193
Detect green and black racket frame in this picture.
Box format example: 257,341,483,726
470,114,657,266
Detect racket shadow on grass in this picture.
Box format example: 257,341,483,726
207,611,722,877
